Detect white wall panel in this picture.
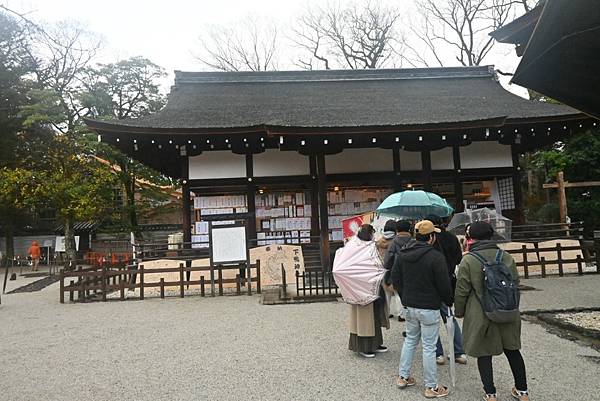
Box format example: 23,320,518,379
431,147,454,170
400,150,422,171
253,149,309,177
461,142,512,169
326,148,393,174
188,151,246,179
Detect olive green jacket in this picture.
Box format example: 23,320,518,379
454,241,521,357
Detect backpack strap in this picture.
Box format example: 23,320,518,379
495,249,504,263
468,251,487,265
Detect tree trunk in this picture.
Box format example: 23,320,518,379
4,223,14,265
63,216,77,268
124,174,141,238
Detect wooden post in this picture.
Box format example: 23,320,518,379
246,153,257,241
120,279,125,301
69,280,74,302
179,263,185,298
392,147,402,192
59,270,65,304
181,156,192,246
139,264,145,300
421,150,432,192
521,245,529,278
200,275,205,297
236,274,241,295
557,243,564,276
511,144,525,224
557,171,568,226
452,144,464,212
256,262,261,295
218,266,223,296
160,278,165,299
77,265,83,300
309,155,320,239
101,266,107,302
540,256,546,278
576,255,583,275
316,153,331,270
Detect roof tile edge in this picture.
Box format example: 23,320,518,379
173,66,494,85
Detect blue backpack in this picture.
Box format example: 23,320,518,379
469,250,520,323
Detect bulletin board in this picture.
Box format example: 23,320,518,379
209,222,248,265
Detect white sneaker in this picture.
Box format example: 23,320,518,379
436,355,446,365
359,352,375,358
375,346,388,353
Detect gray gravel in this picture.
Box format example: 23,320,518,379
0,274,599,401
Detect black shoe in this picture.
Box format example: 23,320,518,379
389,314,395,318
375,345,388,353
398,316,405,322
402,331,407,338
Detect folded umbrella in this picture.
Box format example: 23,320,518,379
332,236,386,306
446,305,456,387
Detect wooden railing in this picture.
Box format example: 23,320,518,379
295,269,339,299
59,261,261,303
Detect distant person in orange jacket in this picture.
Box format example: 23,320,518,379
28,241,41,271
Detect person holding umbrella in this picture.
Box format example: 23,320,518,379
345,224,391,358
392,220,452,398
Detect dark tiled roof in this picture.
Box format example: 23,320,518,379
86,66,579,132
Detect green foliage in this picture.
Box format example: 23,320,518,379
530,129,600,231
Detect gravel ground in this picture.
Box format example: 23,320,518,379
555,311,600,331
0,272,599,401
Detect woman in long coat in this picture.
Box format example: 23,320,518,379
454,222,529,401
348,224,390,358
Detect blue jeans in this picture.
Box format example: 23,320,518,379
398,307,440,388
436,305,465,357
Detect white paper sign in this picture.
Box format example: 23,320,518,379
210,226,247,264
55,236,80,252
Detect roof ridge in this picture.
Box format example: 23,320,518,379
174,66,494,85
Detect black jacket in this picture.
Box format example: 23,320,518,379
391,240,453,310
382,234,413,283
433,229,463,288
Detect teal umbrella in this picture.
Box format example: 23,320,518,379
376,190,454,219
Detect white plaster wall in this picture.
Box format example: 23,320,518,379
400,150,422,171
188,151,246,179
431,147,454,170
326,148,393,174
461,142,512,169
253,149,309,177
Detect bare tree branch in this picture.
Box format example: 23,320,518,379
293,1,404,70
194,16,279,71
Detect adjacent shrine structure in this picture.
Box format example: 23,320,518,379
85,66,593,269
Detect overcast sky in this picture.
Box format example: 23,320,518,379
5,0,527,96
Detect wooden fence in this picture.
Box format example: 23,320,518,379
294,269,339,299
503,242,599,278
59,261,261,303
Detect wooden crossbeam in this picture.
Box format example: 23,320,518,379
543,181,600,189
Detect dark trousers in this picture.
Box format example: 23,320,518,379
477,349,527,394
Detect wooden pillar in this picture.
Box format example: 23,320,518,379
557,171,568,225
511,144,525,224
393,147,402,192
452,144,464,212
421,150,432,191
309,155,320,237
316,154,331,270
181,155,192,245
245,154,257,240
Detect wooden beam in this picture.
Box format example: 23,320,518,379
511,144,525,224
557,171,568,225
316,154,331,271
543,181,600,189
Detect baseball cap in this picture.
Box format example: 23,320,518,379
415,220,441,235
